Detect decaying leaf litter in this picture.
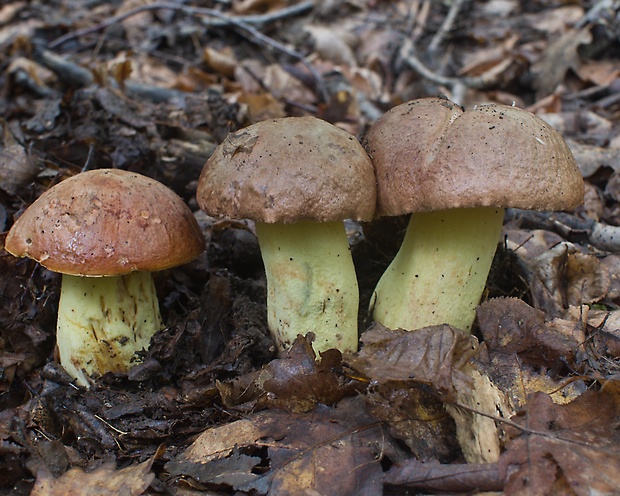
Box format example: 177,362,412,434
0,0,620,494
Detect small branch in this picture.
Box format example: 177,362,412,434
505,208,620,253
385,460,503,492
428,0,467,54
399,39,497,105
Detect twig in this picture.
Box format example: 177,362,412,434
385,460,503,492
47,1,327,100
428,0,467,54
399,39,496,105
35,47,192,103
505,208,620,253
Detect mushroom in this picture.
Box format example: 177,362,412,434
197,116,376,354
364,98,584,332
4,169,205,386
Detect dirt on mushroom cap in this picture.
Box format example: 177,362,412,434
197,116,377,224
364,98,584,217
4,169,205,276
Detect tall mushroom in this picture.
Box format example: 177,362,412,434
197,116,376,354
365,98,584,332
5,169,205,386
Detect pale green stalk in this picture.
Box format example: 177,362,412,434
57,271,163,386
255,221,359,354
372,207,505,332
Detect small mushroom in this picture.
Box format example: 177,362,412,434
4,169,205,386
364,98,584,332
197,116,376,354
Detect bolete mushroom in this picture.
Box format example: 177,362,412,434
4,169,205,386
197,116,376,354
364,98,584,332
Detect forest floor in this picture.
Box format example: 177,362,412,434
1,0,620,495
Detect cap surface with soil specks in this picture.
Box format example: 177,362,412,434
5,169,205,276
197,116,376,224
364,98,584,217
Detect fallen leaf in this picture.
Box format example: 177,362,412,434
525,242,609,317
31,458,154,496
499,390,620,496
166,396,386,495
218,334,358,412
477,297,586,368
350,324,477,402
351,324,509,463
385,459,503,492
531,27,592,98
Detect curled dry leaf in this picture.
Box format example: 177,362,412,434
218,334,358,413
203,46,238,79
531,27,592,98
526,242,610,317
499,389,620,496
583,308,620,361
350,323,477,401
0,124,39,195
351,324,510,463
477,297,585,366
476,297,588,408
30,458,155,496
165,396,386,495
304,25,358,67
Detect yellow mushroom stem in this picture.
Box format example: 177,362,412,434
56,271,163,386
372,207,505,333
255,221,359,354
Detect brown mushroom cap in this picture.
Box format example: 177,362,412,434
197,116,376,223
5,169,205,276
364,98,584,217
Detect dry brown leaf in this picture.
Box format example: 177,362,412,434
218,334,358,412
566,139,620,178
363,377,461,462
500,389,620,496
263,64,316,107
525,5,584,34
504,228,565,260
477,297,585,367
524,242,610,317
0,124,39,195
584,308,620,360
203,46,238,79
540,110,612,144
531,27,592,98
351,324,509,463
31,459,155,496
476,298,589,408
352,324,476,398
575,59,620,86
458,34,519,78
237,92,286,122
165,397,386,495
304,25,358,67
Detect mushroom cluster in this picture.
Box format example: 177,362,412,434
4,98,585,386
5,169,205,386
